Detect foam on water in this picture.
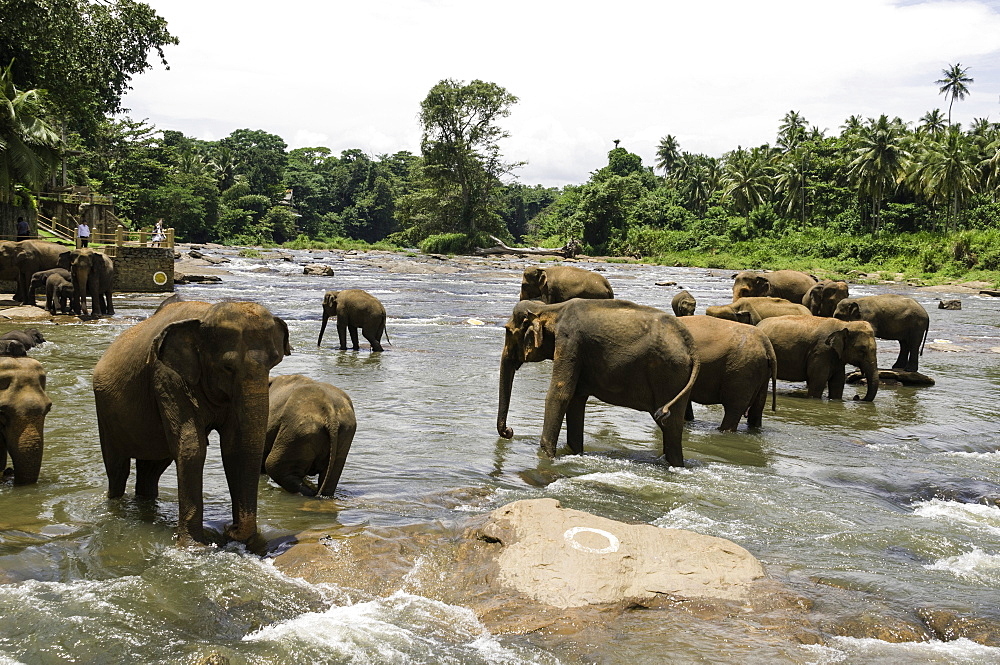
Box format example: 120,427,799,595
925,547,1000,585
806,636,1000,664
913,499,1000,537
244,590,552,664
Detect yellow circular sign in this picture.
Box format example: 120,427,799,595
153,271,168,286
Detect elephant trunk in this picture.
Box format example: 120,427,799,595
497,338,522,439
860,361,879,402
317,309,330,347
73,264,91,315
222,378,269,542
4,417,45,485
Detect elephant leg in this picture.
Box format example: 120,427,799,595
827,365,847,400
102,292,114,315
564,394,587,455
264,427,312,495
718,395,745,432
657,401,687,467
805,364,829,398
337,319,349,350
685,401,694,422
348,325,361,350
363,322,384,352
102,449,131,499
891,340,909,370
745,380,767,429
540,369,579,457
135,458,172,499
174,427,208,545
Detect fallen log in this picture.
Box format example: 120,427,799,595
475,235,581,259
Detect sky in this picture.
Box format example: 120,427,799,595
123,0,1000,188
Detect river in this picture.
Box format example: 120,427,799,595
1,249,999,664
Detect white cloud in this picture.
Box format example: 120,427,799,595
125,0,1000,187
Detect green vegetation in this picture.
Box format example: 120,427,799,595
1,16,998,286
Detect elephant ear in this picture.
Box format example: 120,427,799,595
522,312,545,350
150,318,203,386
274,316,293,357
839,301,861,321
825,328,847,357
57,251,72,271
323,291,339,314
756,276,770,294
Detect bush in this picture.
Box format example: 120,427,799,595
418,232,492,255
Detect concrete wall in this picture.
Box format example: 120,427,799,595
111,246,175,293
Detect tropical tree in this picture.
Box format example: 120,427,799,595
721,146,775,218
848,115,910,231
936,63,973,125
919,109,947,137
0,60,61,203
407,79,520,237
655,134,680,178
908,125,978,231
777,111,807,152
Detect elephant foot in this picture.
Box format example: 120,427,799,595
2,467,13,478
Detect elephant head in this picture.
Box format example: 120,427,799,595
671,290,696,317
705,302,759,325
60,248,107,316
732,272,770,301
833,298,862,321
805,280,850,317
149,302,291,542
834,320,879,401
0,356,52,485
497,300,557,438
519,266,547,301
317,290,340,346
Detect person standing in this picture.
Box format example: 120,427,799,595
77,220,91,248
15,216,29,241
151,218,165,247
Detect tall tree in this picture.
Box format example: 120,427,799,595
919,109,947,137
0,60,61,202
655,134,680,178
218,129,288,198
414,79,520,235
848,115,910,231
777,110,807,152
908,125,977,231
0,0,177,135
936,63,973,125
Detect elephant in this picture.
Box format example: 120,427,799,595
706,297,811,325
680,315,777,431
833,294,930,372
757,315,879,401
28,268,70,308
263,374,356,497
732,270,818,304
44,272,74,315
671,290,696,317
58,248,114,316
0,240,70,306
0,328,45,350
804,279,850,317
519,265,614,303
92,300,291,545
497,298,700,465
317,289,389,351
0,340,27,357
0,356,52,485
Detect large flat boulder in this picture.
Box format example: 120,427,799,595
476,498,765,608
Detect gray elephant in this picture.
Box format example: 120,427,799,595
263,374,356,497
519,265,613,303
732,270,818,304
57,248,114,316
833,294,930,372
0,340,27,357
680,315,776,430
706,297,811,325
0,328,45,350
93,300,291,545
28,268,70,309
804,279,850,317
497,299,700,465
44,272,74,315
317,289,389,351
671,290,696,317
757,315,879,401
0,356,52,484
0,240,69,306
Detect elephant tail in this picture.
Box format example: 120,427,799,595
919,322,929,357
316,417,356,497
653,341,701,427
382,312,392,347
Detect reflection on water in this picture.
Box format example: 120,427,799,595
1,251,999,663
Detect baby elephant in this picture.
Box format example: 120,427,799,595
317,289,389,351
0,328,46,350
263,374,356,496
671,290,696,317
0,356,52,484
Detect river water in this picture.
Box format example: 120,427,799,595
1,249,999,664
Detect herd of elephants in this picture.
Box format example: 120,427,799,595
0,241,932,550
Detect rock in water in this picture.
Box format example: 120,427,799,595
475,498,765,608
303,264,335,276
938,299,961,310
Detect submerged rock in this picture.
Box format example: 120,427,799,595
476,498,766,608
918,608,1000,647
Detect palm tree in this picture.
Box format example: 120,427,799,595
908,125,977,231
721,146,775,219
655,134,680,178
0,60,61,203
936,63,973,125
848,115,910,232
777,110,807,152
918,109,947,137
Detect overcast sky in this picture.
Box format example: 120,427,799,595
123,0,1000,188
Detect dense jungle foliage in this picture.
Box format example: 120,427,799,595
1,4,998,282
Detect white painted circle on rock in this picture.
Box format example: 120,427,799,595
563,526,620,554
152,271,168,286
